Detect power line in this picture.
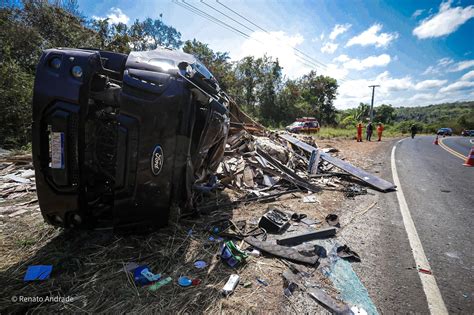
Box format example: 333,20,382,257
215,0,356,82
173,0,351,83
216,0,328,70
175,0,327,73
173,0,250,39
207,0,327,72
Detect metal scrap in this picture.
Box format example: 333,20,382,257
244,237,319,265
276,227,337,246
278,133,396,192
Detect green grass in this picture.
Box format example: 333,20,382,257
308,127,406,140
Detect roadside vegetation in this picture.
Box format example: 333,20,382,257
1,1,473,149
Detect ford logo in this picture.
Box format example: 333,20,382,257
151,145,164,176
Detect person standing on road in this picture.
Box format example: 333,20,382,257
357,122,363,142
377,122,384,141
410,124,417,139
366,121,373,141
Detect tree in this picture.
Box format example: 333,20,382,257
0,1,100,148
299,71,338,125
232,56,261,116
128,18,183,51
142,17,183,49
374,104,395,124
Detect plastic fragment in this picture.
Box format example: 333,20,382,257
148,277,172,291
24,265,52,281
178,276,192,287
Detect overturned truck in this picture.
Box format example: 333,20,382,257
32,48,229,230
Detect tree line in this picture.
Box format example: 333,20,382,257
339,101,474,134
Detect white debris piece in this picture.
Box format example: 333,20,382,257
4,174,31,184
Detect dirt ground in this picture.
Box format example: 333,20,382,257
0,137,396,313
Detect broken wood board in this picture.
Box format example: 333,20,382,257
256,147,320,193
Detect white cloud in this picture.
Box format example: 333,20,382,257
413,0,474,39
421,57,471,75
439,81,474,93
422,65,437,76
460,70,474,81
334,71,413,108
449,60,474,72
414,79,448,90
333,54,391,70
93,7,130,25
411,93,436,101
333,55,350,63
321,64,349,80
235,31,308,79
438,57,454,66
320,33,325,41
412,9,425,18
329,24,352,40
321,42,338,54
346,24,398,48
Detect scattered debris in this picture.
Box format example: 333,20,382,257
256,277,269,286
220,241,248,268
4,174,31,184
282,269,352,314
222,274,240,296
326,214,340,227
258,207,291,233
148,277,172,291
244,237,319,265
178,276,193,287
24,265,53,281
193,260,207,269
134,266,161,285
123,262,139,273
276,228,337,246
418,268,432,275
337,245,361,262
302,195,319,203
344,184,368,199
278,133,396,192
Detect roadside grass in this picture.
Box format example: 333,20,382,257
309,127,407,140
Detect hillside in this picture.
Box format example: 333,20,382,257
393,101,474,124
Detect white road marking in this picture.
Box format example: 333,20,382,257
391,139,448,315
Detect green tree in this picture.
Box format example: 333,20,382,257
299,71,338,125
374,104,395,124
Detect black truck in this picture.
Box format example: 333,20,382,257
32,47,229,231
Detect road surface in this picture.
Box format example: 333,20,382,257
341,136,473,314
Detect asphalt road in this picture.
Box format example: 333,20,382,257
391,136,473,313
341,136,473,314
440,136,474,158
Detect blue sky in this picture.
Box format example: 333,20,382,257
78,0,474,109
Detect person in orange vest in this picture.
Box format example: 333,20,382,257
377,122,384,141
356,122,363,142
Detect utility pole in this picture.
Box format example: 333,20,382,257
368,85,380,121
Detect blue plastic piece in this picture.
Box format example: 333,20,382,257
134,265,151,285
178,276,192,287
194,260,207,269
24,265,53,281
